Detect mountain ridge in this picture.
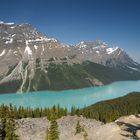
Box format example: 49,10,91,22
0,21,140,93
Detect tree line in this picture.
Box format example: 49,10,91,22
0,92,140,139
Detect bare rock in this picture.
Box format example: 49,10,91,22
15,117,49,140
15,115,140,140
136,130,140,138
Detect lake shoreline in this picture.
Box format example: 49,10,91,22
0,80,140,110
0,79,139,95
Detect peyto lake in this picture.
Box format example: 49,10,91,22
0,80,140,110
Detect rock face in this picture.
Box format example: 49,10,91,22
15,115,140,140
0,21,140,93
75,41,140,71
0,22,139,70
15,117,49,140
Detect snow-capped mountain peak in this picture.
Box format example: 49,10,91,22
0,21,15,25
0,21,139,93
0,21,139,78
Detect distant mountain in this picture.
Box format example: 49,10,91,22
0,22,140,93
75,40,140,72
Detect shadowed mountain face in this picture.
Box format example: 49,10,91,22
0,22,140,93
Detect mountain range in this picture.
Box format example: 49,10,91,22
0,21,140,93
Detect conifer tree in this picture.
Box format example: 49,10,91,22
75,120,82,134
4,104,19,140
47,112,60,140
71,106,77,116
0,105,8,140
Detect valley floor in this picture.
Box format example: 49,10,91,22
15,115,140,140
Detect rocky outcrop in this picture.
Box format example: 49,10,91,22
15,117,49,140
15,115,140,140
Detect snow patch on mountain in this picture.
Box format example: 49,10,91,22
10,26,16,29
77,41,87,49
106,47,118,54
100,45,107,48
0,49,6,56
5,38,13,44
0,21,14,25
33,45,38,50
96,51,100,54
27,37,57,43
118,50,122,55
127,66,138,71
12,34,16,37
24,46,32,55
25,40,32,55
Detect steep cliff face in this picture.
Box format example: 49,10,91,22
0,22,140,93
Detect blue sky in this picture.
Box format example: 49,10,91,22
0,0,140,62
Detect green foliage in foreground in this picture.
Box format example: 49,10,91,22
6,105,67,120
0,105,66,140
75,120,88,140
46,112,60,140
0,92,140,140
0,104,19,140
75,120,82,134
0,92,140,122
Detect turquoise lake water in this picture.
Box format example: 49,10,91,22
0,80,140,110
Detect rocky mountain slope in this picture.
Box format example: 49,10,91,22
0,21,140,93
15,115,140,140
